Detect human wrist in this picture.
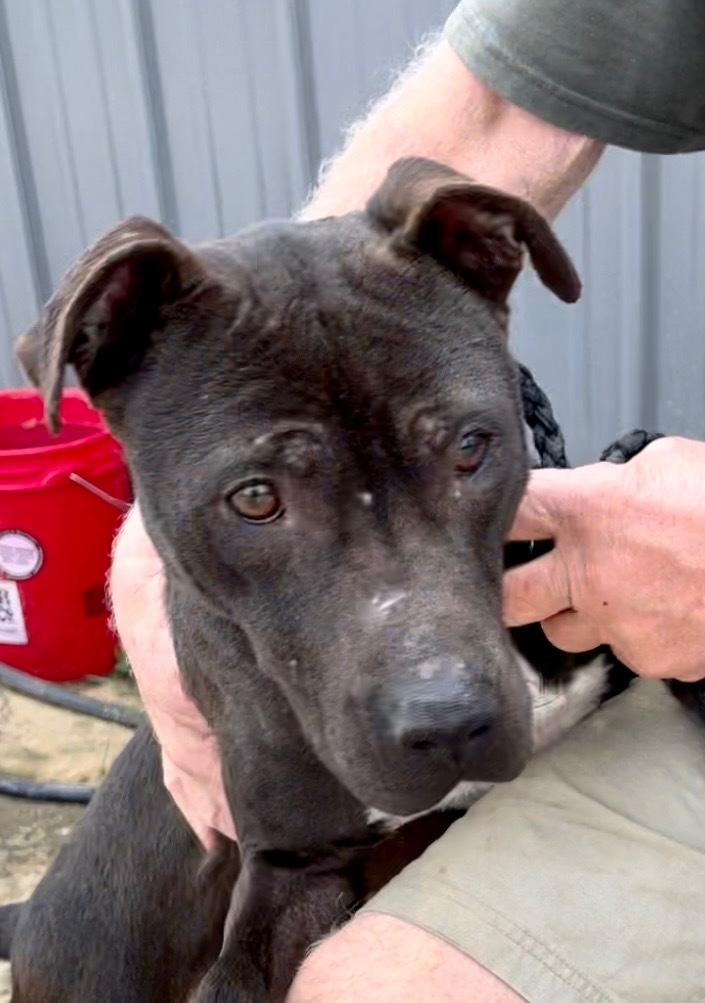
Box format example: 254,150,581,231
298,39,603,225
469,93,604,222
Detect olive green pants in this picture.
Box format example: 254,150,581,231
364,679,705,1002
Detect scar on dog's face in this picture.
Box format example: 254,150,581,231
17,158,580,815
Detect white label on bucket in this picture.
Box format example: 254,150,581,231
0,530,43,580
0,580,28,645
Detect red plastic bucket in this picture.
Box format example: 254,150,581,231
0,388,132,681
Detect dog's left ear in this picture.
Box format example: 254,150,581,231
15,216,210,432
367,157,580,305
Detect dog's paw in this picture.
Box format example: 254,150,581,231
524,655,608,754
193,958,272,1003
192,963,241,1003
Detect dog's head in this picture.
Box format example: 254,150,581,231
19,158,579,815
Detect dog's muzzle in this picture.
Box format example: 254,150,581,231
362,658,498,765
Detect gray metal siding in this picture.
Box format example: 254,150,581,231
0,0,703,463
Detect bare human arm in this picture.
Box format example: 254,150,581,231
297,39,603,223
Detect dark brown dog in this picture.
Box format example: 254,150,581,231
2,158,612,1002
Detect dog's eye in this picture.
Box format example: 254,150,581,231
454,432,490,475
229,482,284,524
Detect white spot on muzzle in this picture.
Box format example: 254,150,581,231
367,590,407,621
416,655,466,680
358,491,373,508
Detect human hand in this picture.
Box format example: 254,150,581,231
503,437,705,682
110,504,236,848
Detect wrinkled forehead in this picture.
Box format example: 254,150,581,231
198,216,518,418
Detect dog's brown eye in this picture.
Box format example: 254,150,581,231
454,432,490,475
230,482,283,524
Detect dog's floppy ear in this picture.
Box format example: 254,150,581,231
16,216,209,431
367,157,580,305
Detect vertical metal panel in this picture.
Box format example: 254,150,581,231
513,150,705,463
512,149,650,463
3,0,162,286
0,0,704,466
307,0,455,161
144,0,315,241
0,4,41,387
651,154,705,442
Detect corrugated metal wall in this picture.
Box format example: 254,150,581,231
1,0,704,462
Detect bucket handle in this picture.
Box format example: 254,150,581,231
69,473,131,513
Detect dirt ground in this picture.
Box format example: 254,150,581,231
0,672,140,1001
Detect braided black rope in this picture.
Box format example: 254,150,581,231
517,364,705,719
518,362,662,471
599,430,665,464
518,364,568,469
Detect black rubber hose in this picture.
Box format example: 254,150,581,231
0,661,142,729
0,662,139,805
0,776,94,803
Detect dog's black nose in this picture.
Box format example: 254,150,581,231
366,665,498,762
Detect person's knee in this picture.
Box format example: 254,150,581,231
286,912,524,1003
